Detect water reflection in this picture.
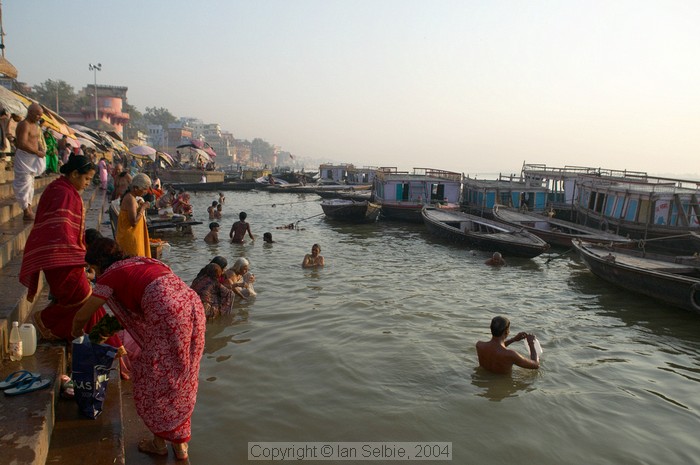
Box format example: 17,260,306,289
470,367,538,401
159,190,700,465
204,317,252,355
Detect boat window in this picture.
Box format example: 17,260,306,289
685,197,700,227
486,191,496,208
396,183,410,201
499,192,510,206
624,199,638,221
510,192,519,208
594,192,606,213
613,195,624,218
587,191,596,210
638,199,650,223
535,192,546,210
604,195,616,216
431,183,445,201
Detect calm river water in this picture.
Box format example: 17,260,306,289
157,190,700,465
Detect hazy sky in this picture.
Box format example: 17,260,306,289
5,1,699,177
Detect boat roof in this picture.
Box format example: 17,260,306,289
462,175,548,191
377,167,462,182
578,175,700,195
522,163,648,180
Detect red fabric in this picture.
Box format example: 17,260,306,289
93,258,169,311
33,266,121,347
20,176,87,301
93,257,205,442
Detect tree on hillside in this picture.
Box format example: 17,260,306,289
32,79,77,113
144,106,177,128
123,102,146,141
252,137,274,165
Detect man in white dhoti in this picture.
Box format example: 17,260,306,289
14,103,46,220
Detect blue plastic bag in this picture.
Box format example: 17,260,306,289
71,335,117,419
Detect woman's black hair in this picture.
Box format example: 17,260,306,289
84,228,103,247
195,263,222,280
60,154,95,175
85,237,130,272
210,255,227,269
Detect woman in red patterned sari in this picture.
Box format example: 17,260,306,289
72,238,205,462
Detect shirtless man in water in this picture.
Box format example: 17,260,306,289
475,316,539,374
14,103,46,220
302,243,324,268
230,211,254,243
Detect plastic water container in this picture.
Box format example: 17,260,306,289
523,337,543,357
9,321,22,361
19,323,37,357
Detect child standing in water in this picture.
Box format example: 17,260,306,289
204,222,220,244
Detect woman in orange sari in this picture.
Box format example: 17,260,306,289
72,238,204,461
116,173,151,257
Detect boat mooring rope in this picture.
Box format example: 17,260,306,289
276,212,326,230
256,199,321,207
544,248,573,264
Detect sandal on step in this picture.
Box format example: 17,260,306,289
138,439,168,457
0,370,40,390
4,375,51,396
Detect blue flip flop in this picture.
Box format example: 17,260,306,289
4,375,51,396
0,370,41,390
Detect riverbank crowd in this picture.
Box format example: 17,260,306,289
10,110,329,461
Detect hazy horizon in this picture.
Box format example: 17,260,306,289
5,1,699,178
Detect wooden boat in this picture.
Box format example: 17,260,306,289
421,206,550,258
572,240,700,314
571,171,700,254
108,200,202,237
316,189,373,201
493,205,633,248
168,181,257,192
373,167,463,223
320,199,381,223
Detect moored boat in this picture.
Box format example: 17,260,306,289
373,167,462,223
572,173,700,254
320,199,381,223
493,205,633,248
572,240,700,314
421,206,550,258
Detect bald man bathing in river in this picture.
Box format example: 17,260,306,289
476,316,539,374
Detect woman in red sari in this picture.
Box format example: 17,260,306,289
72,238,205,462
20,155,119,344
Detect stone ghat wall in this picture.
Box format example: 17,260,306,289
159,169,224,183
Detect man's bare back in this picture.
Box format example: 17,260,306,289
476,316,539,374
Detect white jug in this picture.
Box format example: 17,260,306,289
19,323,37,356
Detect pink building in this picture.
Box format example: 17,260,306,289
64,84,130,136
